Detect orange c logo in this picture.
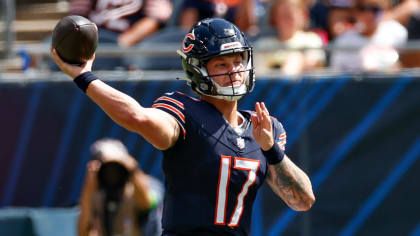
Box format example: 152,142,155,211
182,33,195,53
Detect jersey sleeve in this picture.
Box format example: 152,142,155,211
152,92,187,139
272,117,287,151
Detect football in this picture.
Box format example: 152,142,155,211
52,15,98,65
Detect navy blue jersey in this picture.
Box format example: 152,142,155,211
152,92,286,235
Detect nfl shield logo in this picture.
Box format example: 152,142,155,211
236,137,245,149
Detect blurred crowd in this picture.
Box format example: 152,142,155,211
19,0,420,74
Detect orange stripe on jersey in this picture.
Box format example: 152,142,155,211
155,96,185,109
278,133,287,139
152,104,186,139
152,103,186,123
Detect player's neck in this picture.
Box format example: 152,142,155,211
202,96,240,126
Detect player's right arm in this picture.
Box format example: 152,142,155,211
51,48,180,150
86,80,180,150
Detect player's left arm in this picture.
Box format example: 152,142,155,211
251,102,315,211
266,155,315,211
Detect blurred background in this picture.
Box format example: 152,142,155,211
1,0,420,235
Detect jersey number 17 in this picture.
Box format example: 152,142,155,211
214,155,260,227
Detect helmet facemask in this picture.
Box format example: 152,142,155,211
205,51,253,101
178,49,255,101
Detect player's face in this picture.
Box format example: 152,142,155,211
206,53,246,87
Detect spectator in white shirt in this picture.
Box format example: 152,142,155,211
330,0,407,72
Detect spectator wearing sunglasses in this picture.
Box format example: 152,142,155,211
330,0,407,72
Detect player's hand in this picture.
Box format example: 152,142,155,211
251,102,274,151
51,46,94,79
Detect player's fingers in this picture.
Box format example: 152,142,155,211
261,102,272,125
261,102,270,116
84,53,95,69
51,48,62,64
51,48,72,74
255,102,266,123
251,113,259,127
50,48,62,65
255,102,263,119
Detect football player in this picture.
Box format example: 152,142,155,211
51,18,315,236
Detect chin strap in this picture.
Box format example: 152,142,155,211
211,81,247,101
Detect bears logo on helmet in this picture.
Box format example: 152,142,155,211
182,32,195,53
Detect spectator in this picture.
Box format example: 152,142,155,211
69,0,173,69
178,0,258,34
78,138,164,236
254,0,326,75
407,10,420,39
400,9,420,67
326,1,355,42
309,0,355,43
330,0,408,72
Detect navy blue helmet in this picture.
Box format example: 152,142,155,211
177,18,255,101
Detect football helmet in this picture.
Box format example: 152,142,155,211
177,18,255,101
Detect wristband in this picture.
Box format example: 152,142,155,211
73,71,98,93
262,143,285,165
